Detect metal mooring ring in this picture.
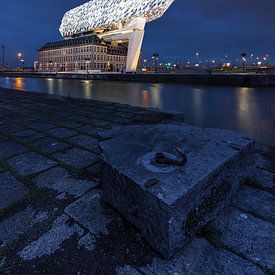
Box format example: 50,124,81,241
155,148,187,166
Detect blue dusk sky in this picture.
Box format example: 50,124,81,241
0,0,274,66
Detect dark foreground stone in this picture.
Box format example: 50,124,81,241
0,87,273,274
100,124,255,258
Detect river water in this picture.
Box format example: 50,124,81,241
0,76,274,146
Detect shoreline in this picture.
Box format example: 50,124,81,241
1,72,275,87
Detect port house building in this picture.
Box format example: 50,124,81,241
38,35,127,73
38,0,174,73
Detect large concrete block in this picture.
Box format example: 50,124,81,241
100,124,255,258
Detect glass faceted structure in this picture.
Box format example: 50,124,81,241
59,0,174,72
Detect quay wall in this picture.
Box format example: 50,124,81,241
1,72,275,87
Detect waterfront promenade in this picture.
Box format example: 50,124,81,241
0,87,274,274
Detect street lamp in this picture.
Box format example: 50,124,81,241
196,52,199,63
17,53,22,70
152,53,159,73
20,59,24,72
250,54,254,66
49,60,53,72
241,53,247,73
85,58,90,73
264,55,269,66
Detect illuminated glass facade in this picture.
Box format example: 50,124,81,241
59,0,174,38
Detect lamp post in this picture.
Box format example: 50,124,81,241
17,53,22,71
250,54,254,66
21,59,24,72
241,53,247,73
49,60,53,73
196,52,199,63
85,58,90,73
152,53,159,73
264,55,269,66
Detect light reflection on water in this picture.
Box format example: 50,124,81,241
0,76,274,146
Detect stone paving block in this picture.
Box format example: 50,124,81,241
68,135,100,153
116,238,264,275
100,124,255,258
0,136,8,143
233,186,275,221
56,120,83,129
0,121,25,134
89,119,111,127
29,122,56,131
53,148,98,169
33,137,68,154
33,167,98,198
0,172,28,210
18,214,84,261
76,125,100,137
65,190,112,235
0,141,28,159
208,207,275,273
7,152,56,176
12,129,44,141
47,128,77,139
0,206,48,245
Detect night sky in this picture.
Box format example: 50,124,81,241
1,0,274,66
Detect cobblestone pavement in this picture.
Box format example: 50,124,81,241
0,88,274,274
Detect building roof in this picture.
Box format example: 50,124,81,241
59,0,174,37
38,35,102,51
38,35,128,55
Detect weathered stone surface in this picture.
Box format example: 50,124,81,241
233,186,275,221
100,124,255,258
122,238,264,275
65,190,112,235
0,136,8,143
0,121,25,134
68,135,99,152
33,137,68,154
53,148,98,169
116,266,141,275
18,214,84,260
255,153,273,171
29,122,55,131
0,207,48,245
77,233,96,251
0,141,27,159
253,168,274,189
208,207,275,273
89,119,111,127
77,125,100,137
0,172,28,210
33,167,98,198
47,128,77,139
7,152,56,176
12,129,44,141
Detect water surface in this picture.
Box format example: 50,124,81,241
0,76,274,146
